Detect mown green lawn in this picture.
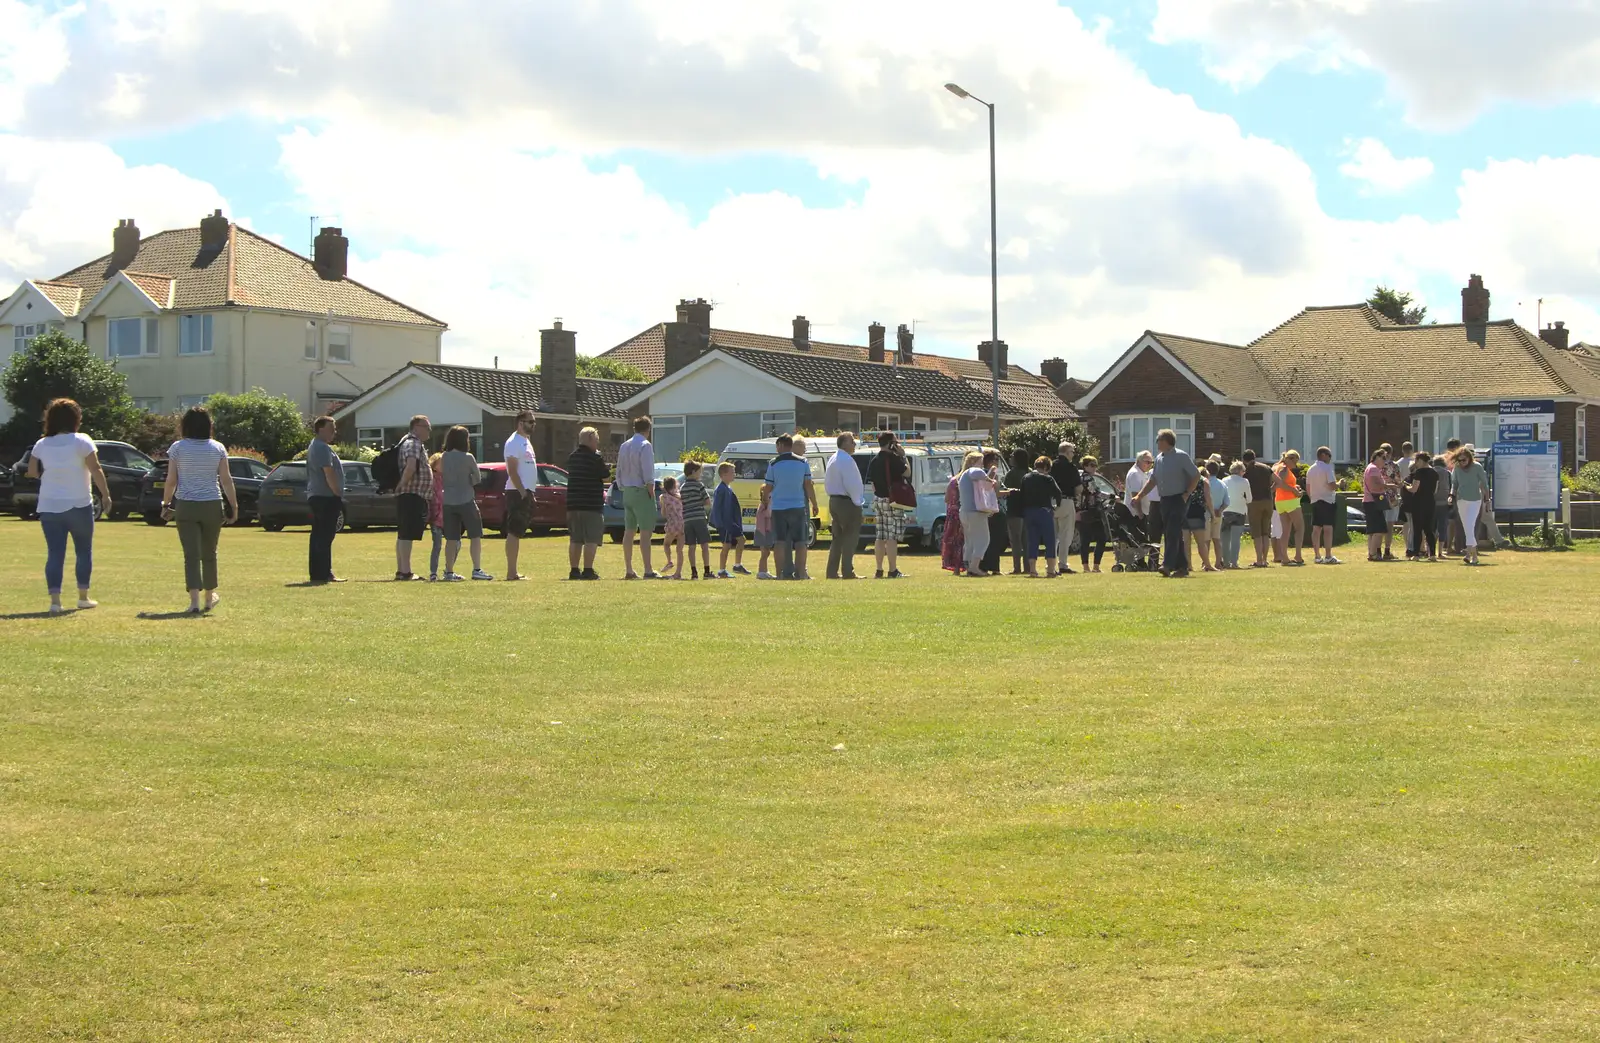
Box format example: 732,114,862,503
0,519,1596,1041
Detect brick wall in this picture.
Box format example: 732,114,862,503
1078,347,1240,464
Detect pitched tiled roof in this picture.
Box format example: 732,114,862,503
122,271,175,307
50,225,445,328
963,376,1076,419
1150,332,1282,401
1247,305,1584,402
718,346,1020,416
602,322,1052,389
34,280,83,315
411,362,639,419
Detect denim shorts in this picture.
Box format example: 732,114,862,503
772,507,807,545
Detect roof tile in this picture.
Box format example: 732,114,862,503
411,362,638,419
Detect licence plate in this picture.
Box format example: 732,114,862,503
273,488,295,497
152,481,164,490
742,507,757,517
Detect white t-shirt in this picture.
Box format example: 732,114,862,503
1306,459,1338,503
1221,474,1251,515
1124,465,1158,511
33,433,96,513
503,431,537,493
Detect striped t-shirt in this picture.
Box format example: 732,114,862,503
167,438,226,501
679,477,710,521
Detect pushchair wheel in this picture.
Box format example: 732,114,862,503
1111,563,1124,573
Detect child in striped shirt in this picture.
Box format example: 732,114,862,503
679,461,714,580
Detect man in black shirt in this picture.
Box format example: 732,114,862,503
1019,456,1065,577
1241,449,1280,568
867,432,908,579
1050,440,1081,574
564,426,611,580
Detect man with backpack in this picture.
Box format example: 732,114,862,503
391,414,432,581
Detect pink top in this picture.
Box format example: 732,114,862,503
756,502,772,534
428,466,444,527
660,490,683,534
1362,463,1387,503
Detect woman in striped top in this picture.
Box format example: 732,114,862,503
160,406,238,613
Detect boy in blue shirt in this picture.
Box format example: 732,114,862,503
764,434,817,580
711,461,749,577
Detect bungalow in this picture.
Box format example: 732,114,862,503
1074,275,1600,474
602,298,1076,459
331,322,643,461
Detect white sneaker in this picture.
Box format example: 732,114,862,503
77,599,98,610
757,571,775,580
443,572,466,582
1313,556,1326,565
471,569,494,581
717,570,731,579
1325,555,1342,565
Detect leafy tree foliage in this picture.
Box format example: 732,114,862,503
998,418,1099,465
1368,285,1428,326
533,354,648,383
205,389,312,464
0,330,138,444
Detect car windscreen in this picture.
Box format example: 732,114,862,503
267,463,307,483
725,457,769,481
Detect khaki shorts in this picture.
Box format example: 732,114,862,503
568,510,603,545
505,490,533,534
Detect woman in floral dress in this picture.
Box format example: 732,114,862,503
941,472,965,573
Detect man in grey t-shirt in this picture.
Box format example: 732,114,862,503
305,417,344,583
1134,429,1200,577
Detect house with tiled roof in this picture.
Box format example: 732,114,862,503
0,212,446,424
332,322,644,463
1075,275,1600,473
603,298,1076,460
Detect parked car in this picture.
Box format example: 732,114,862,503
602,462,684,542
476,462,568,535
257,461,398,532
11,440,154,520
0,459,13,513
140,456,273,526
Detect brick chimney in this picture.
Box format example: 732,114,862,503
675,298,712,337
895,324,914,365
978,340,1010,381
314,226,349,280
1039,357,1068,387
199,209,229,249
1540,321,1570,350
792,315,811,351
111,219,141,269
867,322,886,364
540,320,578,415
664,321,709,377
1461,274,1490,324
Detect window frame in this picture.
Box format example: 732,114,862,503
759,410,796,437
304,321,319,361
109,317,159,359
837,409,862,433
875,412,900,431
179,314,214,356
1410,411,1498,456
133,397,165,413
911,416,930,432
326,324,352,364
934,418,959,432
12,321,55,355
1578,406,1588,464
177,395,209,410
1110,414,1194,461
356,427,385,449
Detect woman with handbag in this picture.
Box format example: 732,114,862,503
869,432,910,579
979,449,1008,576
941,465,966,574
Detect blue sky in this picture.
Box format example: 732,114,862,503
6,0,1600,370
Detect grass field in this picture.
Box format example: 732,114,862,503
1,519,1596,1041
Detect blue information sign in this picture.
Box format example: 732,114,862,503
1499,400,1556,442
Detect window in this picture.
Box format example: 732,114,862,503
304,321,319,361
837,409,862,433
1110,414,1193,460
230,459,270,480
922,454,955,489
109,317,159,358
935,418,959,431
179,314,213,355
1579,406,1588,463
876,412,900,431
1244,411,1266,457
912,417,930,432
463,423,483,459
760,410,795,437
178,395,209,409
327,324,351,363
356,427,385,449
12,322,54,355
1411,412,1497,455
537,464,567,487
133,397,164,412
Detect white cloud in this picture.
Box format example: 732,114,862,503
0,0,78,130
1152,0,1600,129
1339,137,1433,193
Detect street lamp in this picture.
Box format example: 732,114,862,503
945,81,1000,446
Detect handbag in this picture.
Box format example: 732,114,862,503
975,477,999,515
884,455,916,510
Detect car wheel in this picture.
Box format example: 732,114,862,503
607,528,623,544
261,519,284,532
143,512,168,527
929,517,945,552
335,507,348,533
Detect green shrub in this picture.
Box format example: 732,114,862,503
999,419,1100,466
1572,462,1600,494
292,443,377,464
207,389,312,464
680,443,723,464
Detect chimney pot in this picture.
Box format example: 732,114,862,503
1461,273,1490,325
200,209,230,249
664,321,710,377
895,324,914,365
313,225,350,280
540,322,579,415
111,218,142,269
978,339,1010,381
867,322,886,364
1039,357,1068,387
675,298,712,336
792,314,811,351
1540,320,1571,351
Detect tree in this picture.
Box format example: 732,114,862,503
998,418,1100,466
0,329,139,444
205,389,312,464
680,442,722,464
1368,285,1427,326
532,354,648,383
117,410,183,457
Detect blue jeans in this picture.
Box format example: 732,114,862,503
429,524,444,576
41,506,95,595
1222,513,1246,568
1160,495,1188,574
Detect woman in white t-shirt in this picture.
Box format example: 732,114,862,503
159,406,238,613
26,398,114,615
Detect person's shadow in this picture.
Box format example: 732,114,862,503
135,610,205,620
0,610,65,620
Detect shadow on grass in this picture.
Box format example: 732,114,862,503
136,610,204,621
0,610,66,620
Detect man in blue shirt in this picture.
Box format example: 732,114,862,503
764,433,817,580
1134,428,1200,577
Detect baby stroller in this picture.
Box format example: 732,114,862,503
1108,499,1161,573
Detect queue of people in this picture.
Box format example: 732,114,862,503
20,401,1516,613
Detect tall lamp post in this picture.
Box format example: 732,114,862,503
945,81,1000,446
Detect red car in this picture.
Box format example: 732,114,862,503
476,462,568,535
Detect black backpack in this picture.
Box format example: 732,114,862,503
371,440,404,493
